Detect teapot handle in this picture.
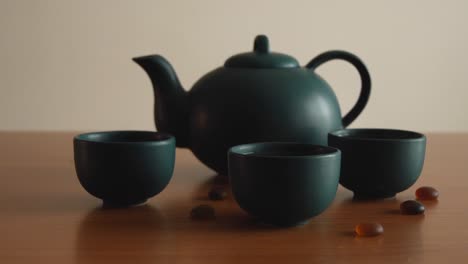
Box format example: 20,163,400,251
306,50,371,127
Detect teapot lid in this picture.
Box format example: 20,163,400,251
224,35,300,68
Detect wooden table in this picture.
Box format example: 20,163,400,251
1,132,467,263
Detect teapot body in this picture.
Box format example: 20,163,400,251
134,35,371,176
187,67,343,174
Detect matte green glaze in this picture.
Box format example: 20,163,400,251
328,129,426,199
228,143,341,227
133,35,371,175
74,131,175,206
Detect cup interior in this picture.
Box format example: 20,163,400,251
330,129,425,141
75,131,172,143
230,142,338,158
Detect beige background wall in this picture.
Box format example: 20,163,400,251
1,0,467,132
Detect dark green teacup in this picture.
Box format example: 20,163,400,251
228,142,341,227
74,131,175,207
328,129,426,200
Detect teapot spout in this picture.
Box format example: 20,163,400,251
133,55,189,147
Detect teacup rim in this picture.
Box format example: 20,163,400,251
329,128,426,142
74,130,175,145
229,142,340,159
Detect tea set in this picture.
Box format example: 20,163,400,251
74,35,426,227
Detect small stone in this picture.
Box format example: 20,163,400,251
208,187,227,201
400,200,425,215
415,186,439,200
190,204,215,220
355,223,384,237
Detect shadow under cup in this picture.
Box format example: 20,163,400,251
328,129,426,199
228,143,341,227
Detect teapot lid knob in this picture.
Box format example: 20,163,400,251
224,34,299,68
254,35,270,53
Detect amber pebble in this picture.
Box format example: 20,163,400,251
209,187,227,201
400,200,425,215
190,204,216,220
355,223,384,237
415,186,439,200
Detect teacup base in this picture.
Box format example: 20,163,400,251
102,198,148,208
353,192,396,200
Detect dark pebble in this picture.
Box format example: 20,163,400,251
190,204,216,220
209,187,227,201
400,200,425,215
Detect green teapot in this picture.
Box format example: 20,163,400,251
133,35,371,175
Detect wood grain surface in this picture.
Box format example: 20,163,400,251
0,132,467,263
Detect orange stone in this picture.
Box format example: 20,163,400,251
355,223,384,237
